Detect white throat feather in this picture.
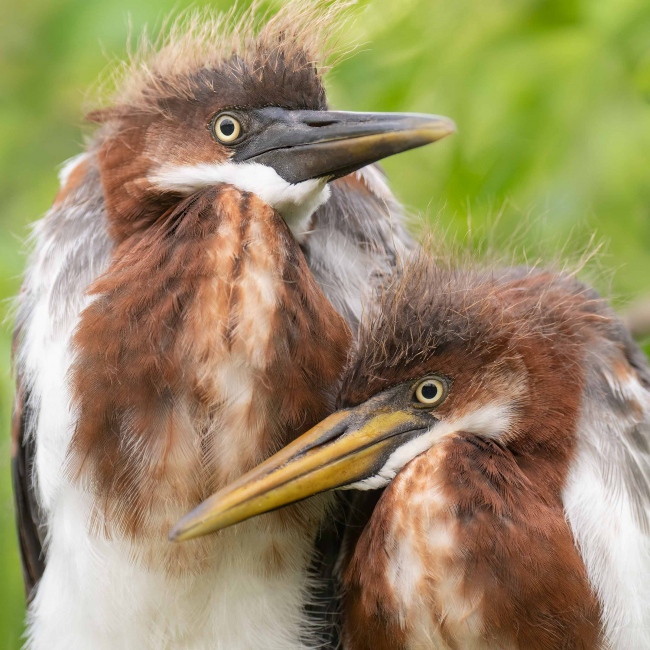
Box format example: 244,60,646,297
149,161,330,237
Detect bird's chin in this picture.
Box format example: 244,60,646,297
148,160,330,236
269,176,331,234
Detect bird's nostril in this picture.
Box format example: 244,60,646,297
306,423,351,453
305,119,338,127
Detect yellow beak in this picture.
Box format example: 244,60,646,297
170,405,433,542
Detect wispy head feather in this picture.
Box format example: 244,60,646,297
94,0,357,117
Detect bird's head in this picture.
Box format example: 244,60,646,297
171,255,614,541
91,4,455,241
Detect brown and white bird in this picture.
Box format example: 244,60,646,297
173,256,650,649
11,4,455,649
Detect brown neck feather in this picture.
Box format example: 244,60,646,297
68,185,351,541
341,429,602,650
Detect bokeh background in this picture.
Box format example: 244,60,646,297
2,0,650,645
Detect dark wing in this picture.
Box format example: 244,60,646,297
304,491,385,649
304,492,363,650
11,379,45,600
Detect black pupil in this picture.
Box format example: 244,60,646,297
421,383,438,400
220,119,235,136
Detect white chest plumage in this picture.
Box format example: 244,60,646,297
563,356,650,650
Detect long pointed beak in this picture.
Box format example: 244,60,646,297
170,405,433,542
235,107,456,184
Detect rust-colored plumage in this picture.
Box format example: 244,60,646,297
341,437,601,649
69,186,350,548
178,254,650,649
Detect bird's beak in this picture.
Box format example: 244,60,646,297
170,405,433,541
236,107,456,184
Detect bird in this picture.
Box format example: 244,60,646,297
10,3,456,649
172,253,650,649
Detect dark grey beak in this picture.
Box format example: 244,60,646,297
233,107,456,184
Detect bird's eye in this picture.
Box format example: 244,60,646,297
213,114,241,143
412,377,448,408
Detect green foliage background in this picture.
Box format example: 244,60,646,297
1,0,650,645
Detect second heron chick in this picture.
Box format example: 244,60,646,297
173,255,650,650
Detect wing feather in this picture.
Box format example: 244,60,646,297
564,322,650,649
11,380,45,599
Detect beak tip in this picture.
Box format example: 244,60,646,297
168,525,184,543
169,515,201,543
427,116,456,141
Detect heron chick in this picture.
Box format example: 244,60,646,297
12,3,454,648
174,255,650,650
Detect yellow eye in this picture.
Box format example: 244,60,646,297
413,377,447,407
213,114,241,143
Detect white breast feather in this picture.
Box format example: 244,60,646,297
563,362,650,649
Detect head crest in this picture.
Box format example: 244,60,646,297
91,0,357,119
